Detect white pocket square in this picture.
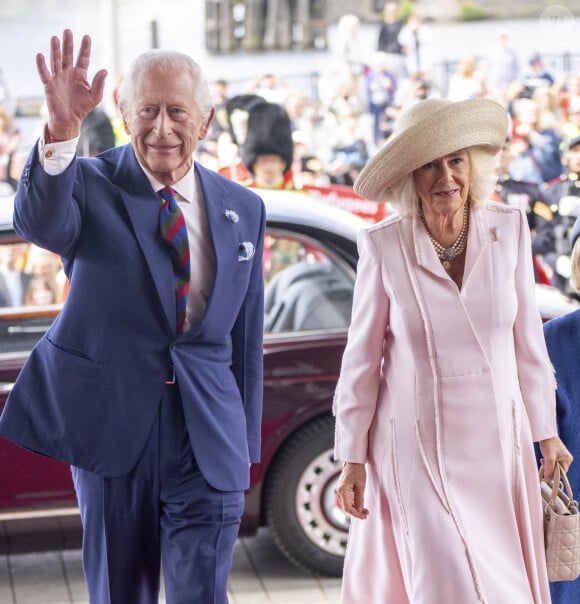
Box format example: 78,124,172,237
238,241,255,261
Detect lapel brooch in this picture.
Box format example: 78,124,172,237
224,209,240,223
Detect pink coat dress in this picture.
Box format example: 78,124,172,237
334,201,556,604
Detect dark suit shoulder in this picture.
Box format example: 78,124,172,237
544,308,580,342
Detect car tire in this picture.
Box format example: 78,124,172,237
263,414,349,577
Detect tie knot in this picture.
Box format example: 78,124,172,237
159,187,177,205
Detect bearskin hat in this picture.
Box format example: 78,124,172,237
225,95,294,175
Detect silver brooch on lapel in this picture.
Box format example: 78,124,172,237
238,241,255,262
224,209,240,223
490,227,501,242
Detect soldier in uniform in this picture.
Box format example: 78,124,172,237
218,95,296,190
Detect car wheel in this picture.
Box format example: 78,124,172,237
263,414,349,576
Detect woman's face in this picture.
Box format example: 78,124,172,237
413,150,471,217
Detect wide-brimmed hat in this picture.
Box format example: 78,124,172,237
354,98,509,202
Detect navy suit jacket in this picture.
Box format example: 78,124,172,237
0,143,265,492
542,309,580,602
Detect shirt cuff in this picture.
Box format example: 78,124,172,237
38,135,80,175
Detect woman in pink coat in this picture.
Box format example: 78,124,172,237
333,98,573,603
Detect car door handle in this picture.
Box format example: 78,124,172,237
0,382,14,395
7,326,48,334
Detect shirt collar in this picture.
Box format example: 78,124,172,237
142,161,197,204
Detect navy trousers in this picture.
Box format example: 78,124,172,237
71,383,244,604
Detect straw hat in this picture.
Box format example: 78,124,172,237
354,98,509,202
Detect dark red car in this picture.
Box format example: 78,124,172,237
0,187,577,576
0,188,363,575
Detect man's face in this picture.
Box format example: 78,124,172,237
252,155,286,188
566,144,580,174
124,66,213,185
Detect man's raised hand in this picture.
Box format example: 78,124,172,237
36,29,108,140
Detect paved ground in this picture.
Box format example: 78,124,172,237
0,528,342,603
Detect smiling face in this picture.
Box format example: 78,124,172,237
124,65,213,185
413,150,471,219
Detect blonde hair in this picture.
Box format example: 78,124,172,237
388,146,498,217
571,237,580,291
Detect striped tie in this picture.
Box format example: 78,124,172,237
159,186,190,333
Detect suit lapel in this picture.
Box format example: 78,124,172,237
411,212,447,279
462,205,488,290
193,164,240,331
112,147,175,332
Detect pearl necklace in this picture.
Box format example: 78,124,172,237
420,202,469,271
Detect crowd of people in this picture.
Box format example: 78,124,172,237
0,6,578,301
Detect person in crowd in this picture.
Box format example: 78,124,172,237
521,53,555,95
377,1,405,80
284,88,319,153
560,95,580,144
333,97,572,603
24,244,67,302
393,70,441,113
541,135,580,292
493,139,557,275
0,104,21,189
247,72,289,105
0,29,265,604
326,104,369,187
325,68,366,120
556,73,580,127
291,130,327,188
361,51,397,146
0,242,31,306
485,28,519,102
542,216,580,604
242,100,295,189
398,12,429,77
23,274,58,306
447,54,487,101
509,96,563,184
206,78,230,144
542,135,580,208
334,14,364,74
220,94,296,190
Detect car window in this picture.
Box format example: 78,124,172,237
263,229,354,333
0,241,65,354
0,227,355,355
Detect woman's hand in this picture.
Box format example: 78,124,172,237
539,435,573,481
36,29,108,140
334,462,369,520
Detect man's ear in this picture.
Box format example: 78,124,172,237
199,107,215,140
122,114,131,135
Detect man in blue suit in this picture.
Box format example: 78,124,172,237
0,29,265,603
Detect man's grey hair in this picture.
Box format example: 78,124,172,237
118,49,213,122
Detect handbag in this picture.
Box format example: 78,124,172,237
540,461,580,582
